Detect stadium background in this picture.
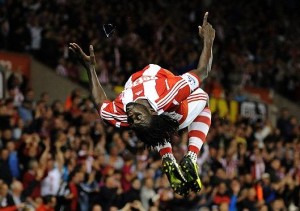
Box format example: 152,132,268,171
0,0,300,210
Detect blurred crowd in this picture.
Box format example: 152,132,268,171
1,0,300,102
0,73,300,211
1,0,300,211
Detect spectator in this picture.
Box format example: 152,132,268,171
239,187,263,211
6,141,20,180
140,177,156,210
35,195,56,211
67,170,84,211
78,170,99,211
93,175,122,210
0,149,12,185
91,204,102,211
106,145,124,171
121,152,137,192
229,178,240,211
261,173,276,204
0,183,14,208
9,180,25,207
212,182,231,206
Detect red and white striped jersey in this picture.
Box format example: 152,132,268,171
100,64,208,128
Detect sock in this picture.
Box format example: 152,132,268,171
156,142,176,162
187,107,211,160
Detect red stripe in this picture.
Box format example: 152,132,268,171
187,97,207,103
188,130,206,142
187,93,207,99
159,147,172,157
203,107,210,112
187,97,207,102
188,145,200,154
157,80,186,108
194,115,211,126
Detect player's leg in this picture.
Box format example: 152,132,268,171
156,142,189,196
180,107,211,192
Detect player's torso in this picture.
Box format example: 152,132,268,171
110,64,202,128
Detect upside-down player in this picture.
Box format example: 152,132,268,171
69,12,215,196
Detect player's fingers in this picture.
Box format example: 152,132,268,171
69,43,81,54
69,43,78,49
68,46,75,53
71,43,83,54
203,12,209,26
89,45,95,57
198,26,202,35
89,45,96,64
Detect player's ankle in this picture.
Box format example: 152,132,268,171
162,153,176,163
186,151,198,163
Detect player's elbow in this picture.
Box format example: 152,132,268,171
198,67,209,80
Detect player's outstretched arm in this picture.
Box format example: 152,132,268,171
192,12,215,81
69,43,107,108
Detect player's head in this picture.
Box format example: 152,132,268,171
126,102,152,126
126,102,179,147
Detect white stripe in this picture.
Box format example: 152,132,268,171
155,142,172,152
101,116,114,120
187,95,207,101
189,137,204,149
102,110,127,117
101,115,126,122
187,88,206,97
187,93,207,100
143,80,159,101
121,89,133,110
112,102,116,113
101,112,125,120
143,64,161,76
165,80,170,90
157,80,186,108
187,98,207,103
124,76,133,89
102,111,127,119
200,111,211,119
189,122,210,133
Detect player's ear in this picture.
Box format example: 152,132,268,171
150,109,158,115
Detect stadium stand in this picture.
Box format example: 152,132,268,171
0,0,299,210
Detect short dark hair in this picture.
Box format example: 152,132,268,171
131,114,179,148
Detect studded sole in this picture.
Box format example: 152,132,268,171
181,160,202,193
162,159,190,196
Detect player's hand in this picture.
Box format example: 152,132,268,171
198,12,215,45
69,43,96,67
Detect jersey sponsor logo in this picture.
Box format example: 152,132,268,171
187,75,196,86
132,76,157,87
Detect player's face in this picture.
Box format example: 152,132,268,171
126,102,152,127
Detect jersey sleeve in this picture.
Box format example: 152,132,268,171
155,72,203,114
99,100,129,127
